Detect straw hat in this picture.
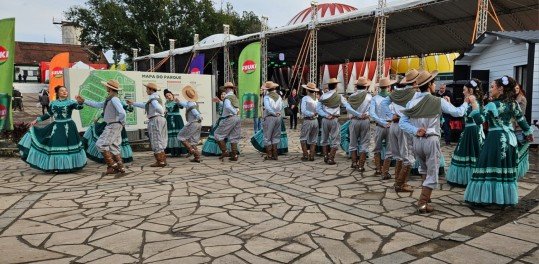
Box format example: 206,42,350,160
301,82,320,92
182,85,199,102
400,69,420,85
415,70,439,87
143,82,161,91
326,78,340,84
101,80,122,91
262,81,279,90
354,77,371,86
376,77,397,87
220,81,236,90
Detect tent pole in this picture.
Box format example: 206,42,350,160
131,48,138,71
169,39,176,73
309,1,318,85
223,24,231,82
261,16,269,82
375,0,387,85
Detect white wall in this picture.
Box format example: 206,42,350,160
470,38,528,82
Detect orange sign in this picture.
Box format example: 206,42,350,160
49,52,69,100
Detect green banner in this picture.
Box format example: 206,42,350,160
238,42,261,118
0,18,15,131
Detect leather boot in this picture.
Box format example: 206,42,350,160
113,154,126,174
395,165,414,192
102,151,118,174
395,160,403,179
323,146,329,164
358,152,367,172
217,140,229,160
150,152,167,167
350,151,359,169
374,153,382,175
327,147,337,165
229,143,238,161
190,145,201,163
308,144,316,161
381,158,392,180
417,186,434,213
264,145,273,160
272,144,279,160
300,141,309,161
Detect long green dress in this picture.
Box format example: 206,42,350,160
82,102,134,163
18,99,87,173
446,106,484,185
164,100,188,156
202,102,238,156
464,100,533,205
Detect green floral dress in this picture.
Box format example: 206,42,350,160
446,106,484,185
464,100,533,205
165,100,188,156
82,102,134,163
18,99,87,173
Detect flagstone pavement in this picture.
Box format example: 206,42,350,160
1,100,538,263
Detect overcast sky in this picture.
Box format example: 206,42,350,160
0,0,384,61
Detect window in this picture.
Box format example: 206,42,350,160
514,65,527,89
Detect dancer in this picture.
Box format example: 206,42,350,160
261,81,283,160
76,80,128,174
82,101,133,164
380,69,419,191
400,70,470,213
446,79,484,186
370,77,396,179
18,85,87,173
214,82,241,161
347,77,372,171
176,86,203,163
299,82,319,161
316,78,361,165
514,83,529,179
164,89,188,157
464,76,534,206
202,88,234,156
127,82,168,167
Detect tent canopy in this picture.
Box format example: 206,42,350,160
135,0,538,64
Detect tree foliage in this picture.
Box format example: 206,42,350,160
65,0,261,64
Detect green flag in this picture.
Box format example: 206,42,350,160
238,42,261,119
0,18,15,131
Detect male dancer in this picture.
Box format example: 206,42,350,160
347,77,372,171
299,82,319,161
262,81,282,160
214,82,241,161
176,86,203,163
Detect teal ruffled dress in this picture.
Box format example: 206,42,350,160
202,103,239,156
446,106,484,185
464,100,533,205
164,100,188,156
18,99,87,173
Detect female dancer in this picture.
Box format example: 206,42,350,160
464,76,534,206
446,79,484,186
163,89,188,157
18,85,87,173
514,83,529,179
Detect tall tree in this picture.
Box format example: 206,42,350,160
65,0,261,64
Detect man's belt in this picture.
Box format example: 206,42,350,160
149,115,163,120
351,116,369,120
304,116,317,120
107,121,122,125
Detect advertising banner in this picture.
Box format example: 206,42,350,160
189,53,205,74
237,42,261,119
48,52,69,99
64,69,214,131
0,18,15,131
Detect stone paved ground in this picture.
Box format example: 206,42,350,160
0,95,538,264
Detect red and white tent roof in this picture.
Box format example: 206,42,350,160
287,3,357,25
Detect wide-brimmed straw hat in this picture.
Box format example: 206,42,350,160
143,82,161,91
301,82,320,92
415,70,439,87
354,77,371,87
400,69,420,85
262,81,279,90
376,78,397,87
326,78,340,85
220,81,237,90
101,80,122,91
182,85,199,102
